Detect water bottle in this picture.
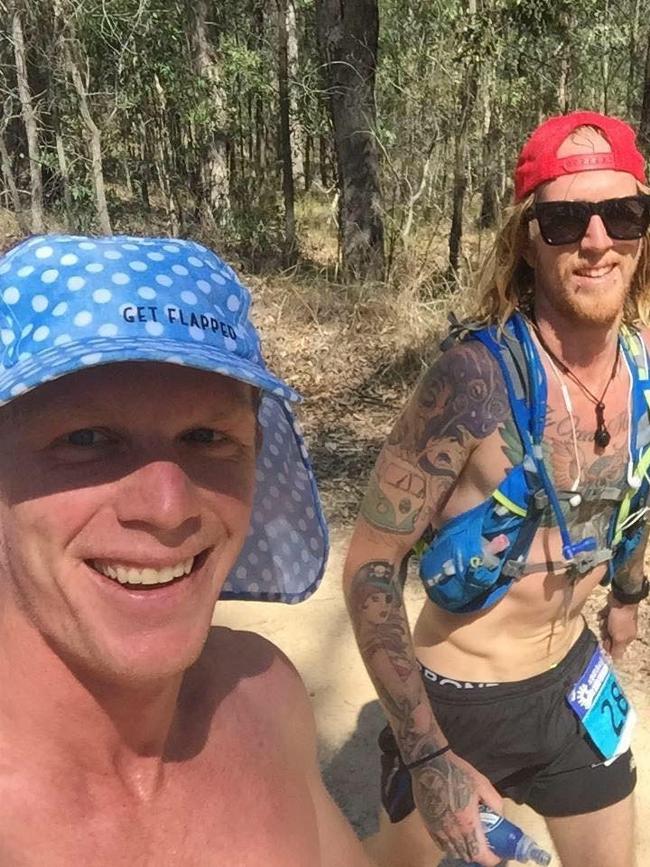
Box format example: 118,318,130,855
439,805,552,865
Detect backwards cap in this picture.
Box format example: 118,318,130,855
514,110,646,201
0,234,328,604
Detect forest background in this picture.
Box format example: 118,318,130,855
3,0,650,517
2,2,650,849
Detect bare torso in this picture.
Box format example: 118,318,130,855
0,629,321,866
413,338,632,681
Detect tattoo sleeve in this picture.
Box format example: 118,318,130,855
360,342,509,537
347,559,447,761
353,344,510,750
346,557,478,857
346,343,509,854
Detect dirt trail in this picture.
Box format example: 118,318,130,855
215,526,650,863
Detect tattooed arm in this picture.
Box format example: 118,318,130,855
601,325,650,661
600,520,650,661
344,343,507,865
580,326,650,662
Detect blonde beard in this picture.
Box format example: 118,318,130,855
568,285,627,326
535,278,630,329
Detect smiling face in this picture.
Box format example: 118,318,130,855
526,128,643,327
0,362,258,684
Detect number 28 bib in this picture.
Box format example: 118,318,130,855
566,646,637,764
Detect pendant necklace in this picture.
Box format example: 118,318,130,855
531,324,620,449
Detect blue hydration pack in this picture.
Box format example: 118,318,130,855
419,312,650,613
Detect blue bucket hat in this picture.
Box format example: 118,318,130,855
0,234,328,603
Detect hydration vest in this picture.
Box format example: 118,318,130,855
419,312,650,614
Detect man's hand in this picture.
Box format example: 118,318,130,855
410,750,503,866
598,593,639,661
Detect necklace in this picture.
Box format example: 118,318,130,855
532,324,620,449
538,346,582,491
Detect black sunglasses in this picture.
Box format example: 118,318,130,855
529,195,650,246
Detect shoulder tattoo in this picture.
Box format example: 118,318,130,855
415,341,510,448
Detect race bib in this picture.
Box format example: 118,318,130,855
566,646,636,764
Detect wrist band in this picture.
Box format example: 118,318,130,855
611,577,650,605
404,745,451,771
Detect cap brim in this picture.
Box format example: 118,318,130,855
0,336,300,405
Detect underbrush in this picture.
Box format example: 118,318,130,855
0,194,492,524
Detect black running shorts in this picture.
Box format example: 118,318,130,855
379,628,636,821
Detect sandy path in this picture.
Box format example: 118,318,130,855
214,527,650,863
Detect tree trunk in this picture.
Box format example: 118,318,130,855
479,128,500,229
448,2,478,280
639,30,650,159
557,54,570,114
123,157,133,197
478,71,499,230
55,130,73,228
186,0,230,229
247,92,254,163
304,131,313,191
65,48,112,235
286,0,304,187
138,116,152,210
277,0,297,260
10,0,44,232
51,0,73,227
316,0,385,281
600,0,610,114
319,133,329,188
627,0,641,115
448,79,477,277
255,94,266,175
151,75,180,235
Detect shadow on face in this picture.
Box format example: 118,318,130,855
0,362,261,685
0,362,259,503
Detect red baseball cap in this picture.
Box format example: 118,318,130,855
514,110,646,201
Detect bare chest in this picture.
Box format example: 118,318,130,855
0,734,320,866
448,371,630,513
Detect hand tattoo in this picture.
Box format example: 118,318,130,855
411,756,479,860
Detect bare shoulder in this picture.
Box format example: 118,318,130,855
184,626,312,729
197,625,305,689
357,338,509,540
392,338,509,454
175,631,374,867
418,337,506,395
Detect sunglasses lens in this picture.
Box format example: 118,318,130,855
601,196,649,240
534,196,650,245
535,202,588,245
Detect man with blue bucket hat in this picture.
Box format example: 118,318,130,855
0,234,373,865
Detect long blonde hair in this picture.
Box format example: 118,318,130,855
475,188,650,328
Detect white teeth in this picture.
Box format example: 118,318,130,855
577,265,613,278
140,568,159,585
92,556,195,587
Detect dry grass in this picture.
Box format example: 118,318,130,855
0,209,24,253
0,196,488,524
246,203,486,524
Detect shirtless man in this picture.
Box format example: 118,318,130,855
0,234,372,866
344,111,650,867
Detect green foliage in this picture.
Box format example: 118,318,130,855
2,0,650,273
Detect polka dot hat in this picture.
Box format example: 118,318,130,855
0,234,328,604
